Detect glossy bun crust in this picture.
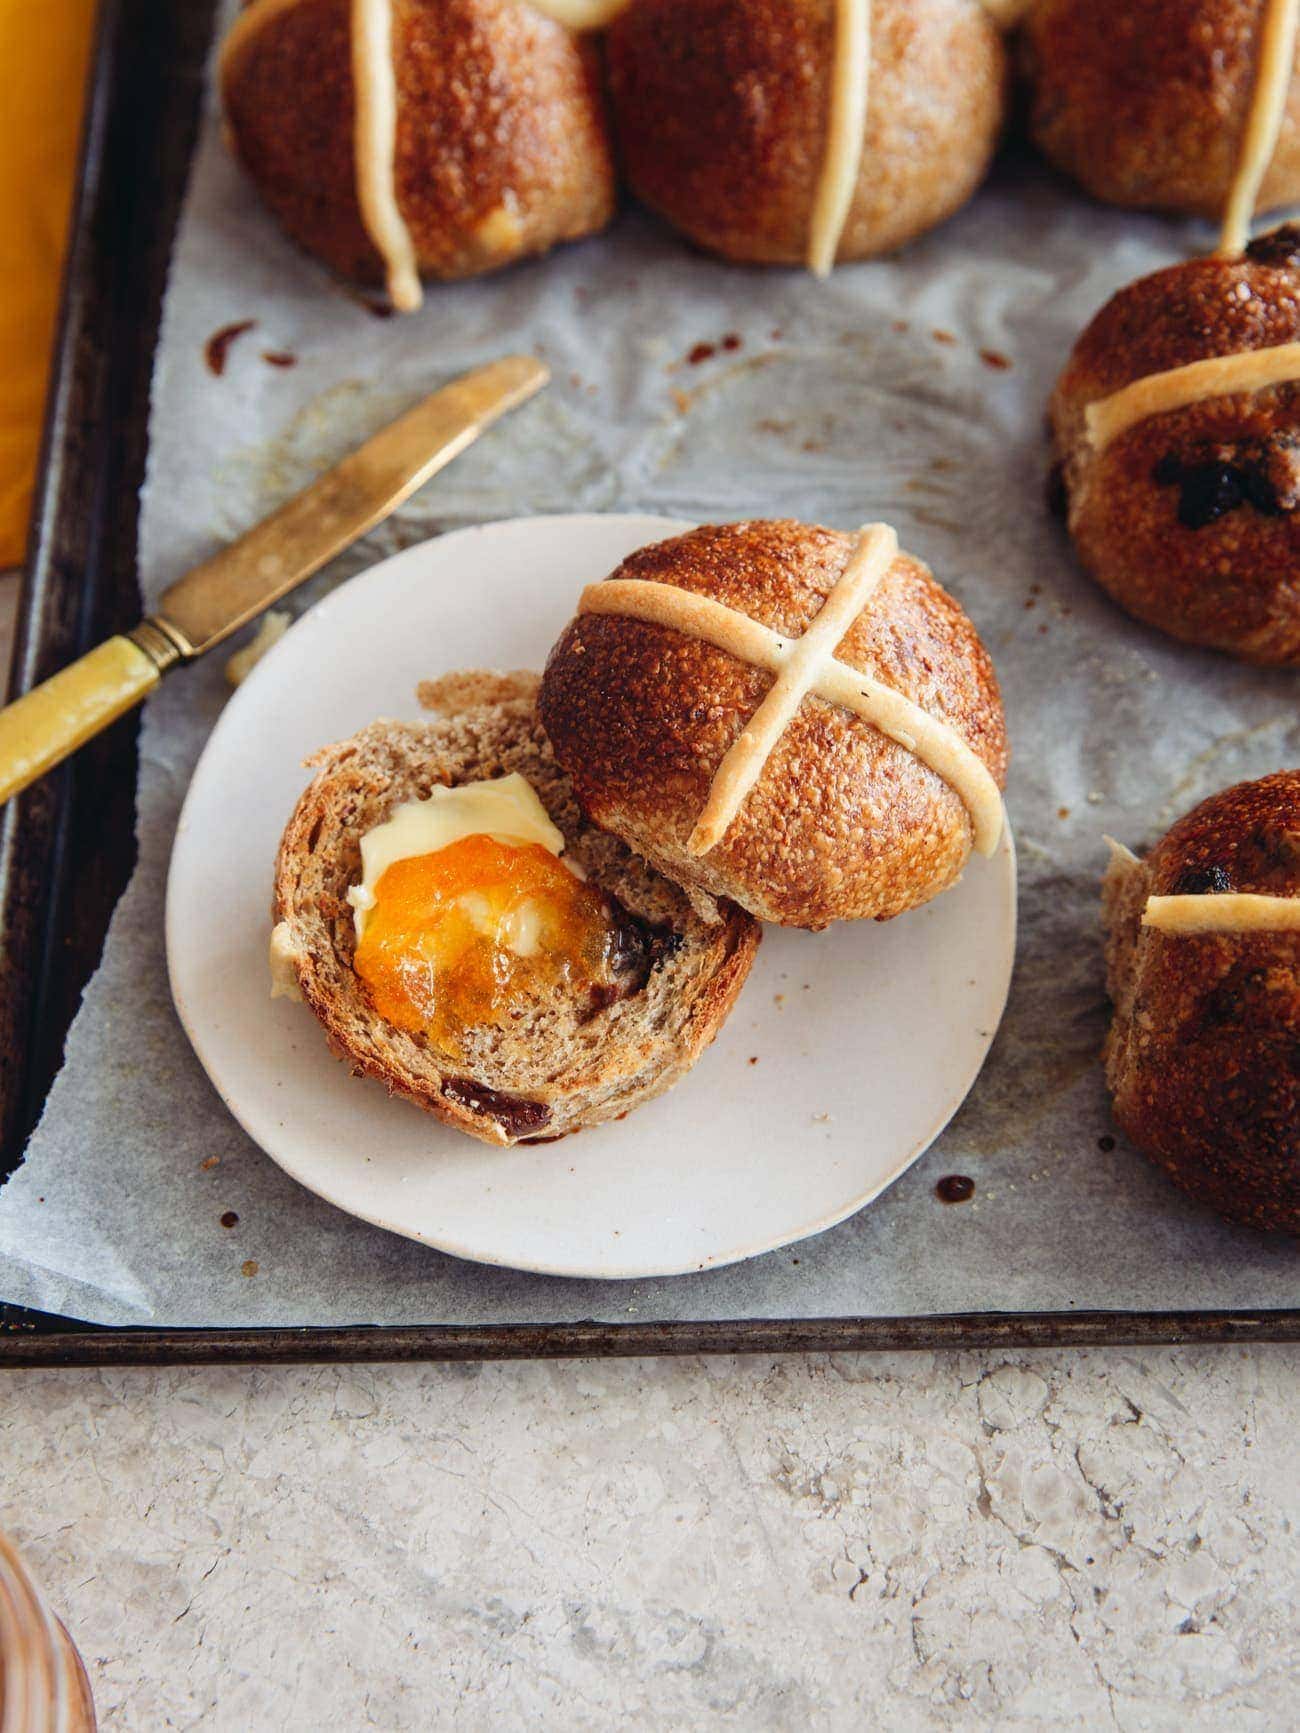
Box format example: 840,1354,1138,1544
605,0,1007,265
538,521,1008,930
1103,772,1300,1234
1050,228,1300,664
222,0,615,291
1023,0,1300,218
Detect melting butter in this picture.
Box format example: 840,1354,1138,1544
347,773,566,939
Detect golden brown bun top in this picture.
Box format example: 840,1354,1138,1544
1024,0,1261,109
1144,769,1300,900
1103,770,1300,1233
222,0,615,290
539,520,1008,929
606,0,1006,265
1059,228,1300,403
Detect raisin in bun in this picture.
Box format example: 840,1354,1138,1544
605,0,1008,271
220,0,616,310
1049,227,1300,664
538,520,1008,931
271,672,760,1146
1103,772,1300,1234
1023,0,1300,237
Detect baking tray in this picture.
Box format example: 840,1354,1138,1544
1,0,1296,1366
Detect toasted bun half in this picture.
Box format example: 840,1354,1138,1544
538,520,1008,930
271,672,760,1146
1050,229,1300,664
1103,771,1300,1234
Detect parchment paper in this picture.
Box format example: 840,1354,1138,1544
0,1,1295,1325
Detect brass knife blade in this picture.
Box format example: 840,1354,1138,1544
0,355,548,808
154,353,549,657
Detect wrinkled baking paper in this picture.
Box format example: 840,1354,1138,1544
0,0,1295,1325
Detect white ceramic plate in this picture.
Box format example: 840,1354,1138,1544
167,515,1016,1280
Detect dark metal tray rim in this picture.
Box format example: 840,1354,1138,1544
2,1309,1296,1368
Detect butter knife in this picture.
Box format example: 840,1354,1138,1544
0,355,549,806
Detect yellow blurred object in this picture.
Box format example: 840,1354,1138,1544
0,0,97,569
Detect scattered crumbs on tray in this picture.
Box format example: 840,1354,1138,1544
220,1211,239,1229
748,1056,759,1066
980,348,1012,371
687,341,716,365
671,387,691,415
1058,806,1070,820
199,1155,220,1171
204,319,256,376
241,1260,259,1278
773,993,785,1008
262,349,297,369
931,328,957,346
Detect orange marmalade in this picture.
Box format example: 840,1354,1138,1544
353,835,630,1045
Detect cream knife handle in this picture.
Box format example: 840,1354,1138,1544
0,632,175,806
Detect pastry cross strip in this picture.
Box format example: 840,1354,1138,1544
1084,340,1300,453
1143,892,1300,934
353,0,422,313
809,0,1021,277
808,0,872,276
577,522,1005,859
1220,0,1300,258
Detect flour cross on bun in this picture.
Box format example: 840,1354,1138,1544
221,0,618,307
1085,340,1300,454
807,0,1028,274
1220,0,1300,256
1102,770,1300,1234
542,519,1009,930
1142,892,1300,934
1049,228,1300,663
808,0,872,276
606,0,1007,273
351,0,420,310
579,523,1003,863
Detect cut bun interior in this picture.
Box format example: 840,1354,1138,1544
271,671,761,1147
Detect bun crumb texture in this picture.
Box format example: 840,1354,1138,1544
272,672,760,1147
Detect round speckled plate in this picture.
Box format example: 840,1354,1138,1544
167,515,1016,1280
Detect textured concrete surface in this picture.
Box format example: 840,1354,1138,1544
2,1349,1297,1729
